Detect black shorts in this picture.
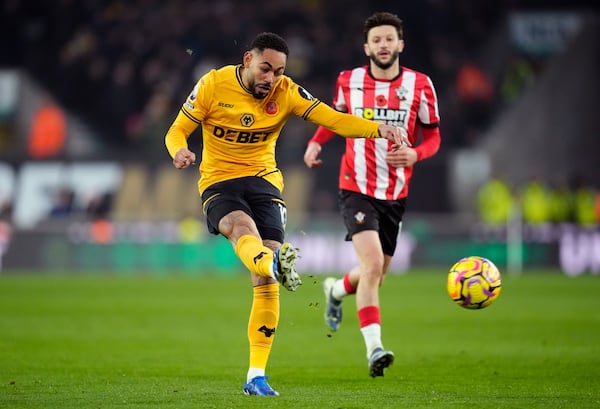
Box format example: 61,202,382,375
338,189,406,257
201,176,287,242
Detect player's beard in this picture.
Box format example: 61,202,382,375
369,50,399,70
247,78,270,99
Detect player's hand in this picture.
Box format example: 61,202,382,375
173,148,196,169
303,142,323,168
387,145,418,168
378,125,411,147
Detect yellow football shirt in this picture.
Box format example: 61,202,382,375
165,64,381,194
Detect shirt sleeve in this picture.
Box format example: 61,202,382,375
305,102,380,139
164,71,214,158
414,125,441,161
164,110,199,158
309,126,336,145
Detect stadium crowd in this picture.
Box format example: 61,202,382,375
1,0,596,224
2,0,520,155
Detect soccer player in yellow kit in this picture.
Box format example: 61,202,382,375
165,32,406,396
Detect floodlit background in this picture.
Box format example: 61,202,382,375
0,1,598,276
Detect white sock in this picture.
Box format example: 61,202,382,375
331,279,348,300
246,367,265,382
360,323,383,358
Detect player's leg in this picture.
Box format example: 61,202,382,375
247,178,300,291
352,231,395,377
243,279,281,396
322,265,359,331
244,239,281,394
323,190,378,332
241,178,300,396
202,179,280,282
360,198,405,377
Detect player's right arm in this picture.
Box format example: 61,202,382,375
165,72,214,169
165,112,198,169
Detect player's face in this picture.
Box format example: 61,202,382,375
364,25,404,70
243,49,286,99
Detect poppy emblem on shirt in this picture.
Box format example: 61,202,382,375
395,86,408,101
266,101,278,115
354,211,366,224
376,95,387,107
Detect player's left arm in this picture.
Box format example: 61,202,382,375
387,75,441,168
305,102,407,144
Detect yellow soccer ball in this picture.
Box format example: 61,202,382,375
447,256,502,309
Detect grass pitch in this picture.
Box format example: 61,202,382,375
1,269,599,408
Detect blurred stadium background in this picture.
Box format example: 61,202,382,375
0,0,598,276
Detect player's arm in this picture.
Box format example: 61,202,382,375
413,75,441,161
306,103,406,144
386,125,440,168
304,126,335,168
414,124,441,161
165,110,198,169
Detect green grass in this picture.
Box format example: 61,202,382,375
1,270,599,408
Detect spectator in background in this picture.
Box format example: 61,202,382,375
0,199,12,221
520,176,550,225
28,96,66,159
128,91,173,156
569,173,597,227
455,59,494,145
477,176,513,226
48,187,75,218
0,221,11,271
548,177,575,224
500,54,536,107
86,192,114,220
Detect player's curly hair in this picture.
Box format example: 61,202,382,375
249,32,289,56
363,12,404,42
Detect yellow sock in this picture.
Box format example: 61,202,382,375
248,283,280,372
234,234,275,278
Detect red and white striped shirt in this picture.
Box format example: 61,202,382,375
310,66,441,200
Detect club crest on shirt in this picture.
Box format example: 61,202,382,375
297,86,314,101
395,86,408,101
354,211,366,224
240,113,255,127
266,101,278,115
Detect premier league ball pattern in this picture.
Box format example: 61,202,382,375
447,256,502,309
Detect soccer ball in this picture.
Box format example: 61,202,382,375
447,256,502,309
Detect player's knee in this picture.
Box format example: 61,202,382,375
219,211,257,239
361,262,385,282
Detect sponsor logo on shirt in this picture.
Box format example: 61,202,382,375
212,125,272,144
353,107,407,127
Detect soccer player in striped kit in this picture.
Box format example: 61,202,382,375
304,12,441,377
